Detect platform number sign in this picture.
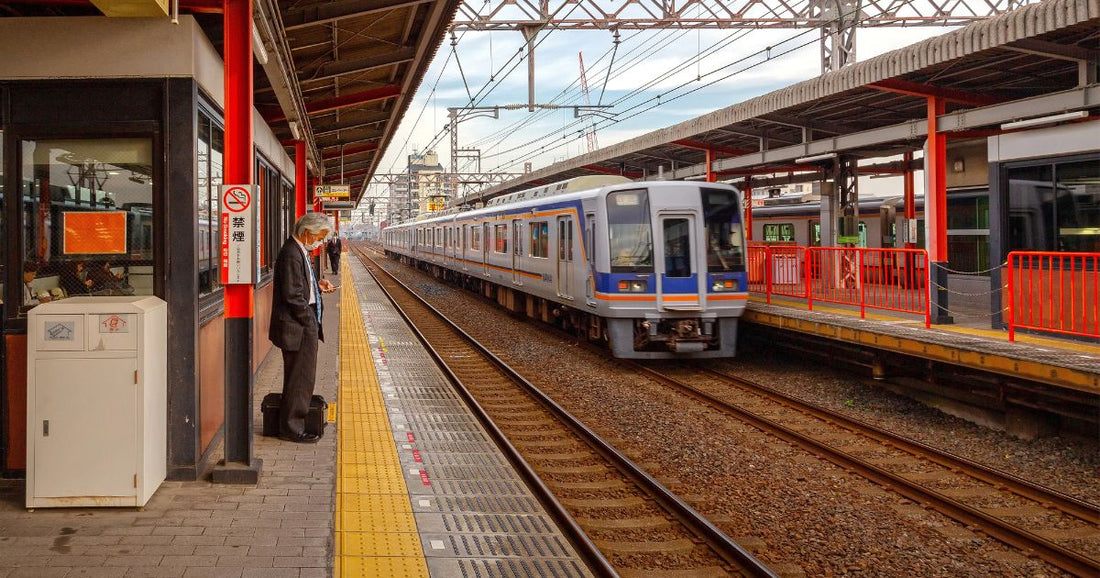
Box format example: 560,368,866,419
220,184,260,284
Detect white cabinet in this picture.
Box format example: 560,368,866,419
26,296,167,509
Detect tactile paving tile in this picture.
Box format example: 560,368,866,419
347,259,593,577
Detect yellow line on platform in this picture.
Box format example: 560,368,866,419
335,259,428,578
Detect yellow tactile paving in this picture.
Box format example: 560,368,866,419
335,259,429,577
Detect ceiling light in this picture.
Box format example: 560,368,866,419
795,153,837,164
1000,111,1087,130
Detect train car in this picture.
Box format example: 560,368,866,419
383,176,749,359
751,194,926,249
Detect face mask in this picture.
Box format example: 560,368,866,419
307,239,324,251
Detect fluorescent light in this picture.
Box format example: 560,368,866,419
288,121,301,140
795,152,837,164
251,26,269,65
1001,111,1087,130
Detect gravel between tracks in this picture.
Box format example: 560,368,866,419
378,258,1096,577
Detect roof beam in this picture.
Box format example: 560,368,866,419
867,78,1002,107
312,112,391,137
267,85,401,123
1003,39,1099,63
672,139,753,157
302,48,417,83
582,164,643,179
283,0,433,31
321,142,380,160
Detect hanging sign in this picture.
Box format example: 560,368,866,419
220,184,260,284
314,184,350,202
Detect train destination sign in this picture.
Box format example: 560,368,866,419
220,184,260,285
323,200,356,211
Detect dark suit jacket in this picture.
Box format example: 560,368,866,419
270,237,324,350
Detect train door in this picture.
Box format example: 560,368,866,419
511,219,523,285
482,223,490,276
656,214,701,310
461,225,468,272
584,212,596,306
556,215,573,299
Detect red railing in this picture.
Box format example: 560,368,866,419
1006,251,1100,341
749,245,930,327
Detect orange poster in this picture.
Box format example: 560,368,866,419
63,211,128,255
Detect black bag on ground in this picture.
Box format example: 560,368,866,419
261,393,328,437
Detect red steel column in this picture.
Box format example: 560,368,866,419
294,140,307,219
215,0,261,483
743,179,753,241
705,148,716,183
926,97,950,323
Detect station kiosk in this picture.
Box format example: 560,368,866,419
26,296,167,508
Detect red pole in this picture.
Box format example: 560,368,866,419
926,97,949,324
744,179,753,241
215,0,261,483
294,140,307,219
1007,252,1015,341
705,149,716,183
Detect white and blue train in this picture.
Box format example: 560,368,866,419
381,176,748,358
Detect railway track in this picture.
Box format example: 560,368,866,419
633,362,1100,577
353,247,778,577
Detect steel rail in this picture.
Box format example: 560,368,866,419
694,366,1100,524
353,247,778,578
629,362,1100,577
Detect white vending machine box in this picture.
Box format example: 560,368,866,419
26,296,167,508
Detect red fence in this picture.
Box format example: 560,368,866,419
1006,251,1099,341
748,245,930,327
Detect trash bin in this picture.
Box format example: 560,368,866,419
26,296,167,509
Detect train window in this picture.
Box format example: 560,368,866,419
1055,159,1100,253
702,188,744,272
811,222,821,247
663,218,692,277
18,137,156,316
471,226,481,251
763,223,794,242
530,221,549,258
858,222,868,248
494,224,508,253
513,222,523,256
608,189,653,272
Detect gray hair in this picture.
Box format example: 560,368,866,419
294,212,333,237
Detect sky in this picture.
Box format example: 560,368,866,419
364,22,961,206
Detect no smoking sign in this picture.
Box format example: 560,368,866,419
220,184,259,285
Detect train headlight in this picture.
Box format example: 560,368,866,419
711,279,739,292
617,279,648,292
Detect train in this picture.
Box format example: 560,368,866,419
749,192,926,249
382,176,749,358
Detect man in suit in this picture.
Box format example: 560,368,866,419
326,235,342,274
270,213,336,443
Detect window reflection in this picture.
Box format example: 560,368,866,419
18,138,154,315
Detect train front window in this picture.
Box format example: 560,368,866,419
702,188,744,272
607,189,653,272
18,137,155,316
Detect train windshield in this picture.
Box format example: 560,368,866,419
702,188,745,272
607,189,653,272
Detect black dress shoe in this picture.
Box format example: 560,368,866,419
279,432,321,444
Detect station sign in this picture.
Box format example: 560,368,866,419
314,184,350,202
220,184,260,284
323,200,356,211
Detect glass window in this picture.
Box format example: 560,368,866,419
702,188,744,272
763,223,794,243
858,221,868,248
513,222,523,256
607,189,652,272
19,137,154,315
494,224,508,253
663,218,691,277
811,221,821,247
1055,159,1100,253
197,113,224,297
530,221,549,258
1007,164,1055,252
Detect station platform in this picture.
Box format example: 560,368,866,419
744,296,1100,395
0,258,591,576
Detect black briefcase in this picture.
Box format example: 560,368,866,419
261,393,328,437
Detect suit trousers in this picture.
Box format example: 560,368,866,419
329,252,341,273
279,306,320,436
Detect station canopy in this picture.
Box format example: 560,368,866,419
1,0,463,208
